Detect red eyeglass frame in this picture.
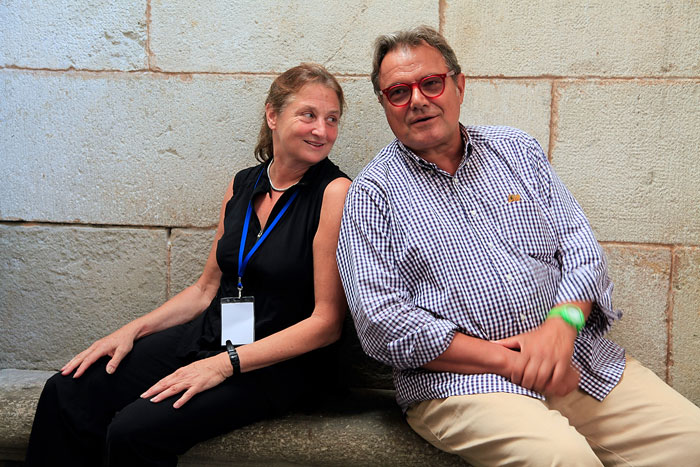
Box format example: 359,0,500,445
380,71,456,107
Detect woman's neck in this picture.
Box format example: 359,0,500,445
268,157,308,190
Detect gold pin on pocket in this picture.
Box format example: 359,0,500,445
508,194,521,203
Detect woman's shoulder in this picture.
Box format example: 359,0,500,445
232,162,266,191
313,157,350,187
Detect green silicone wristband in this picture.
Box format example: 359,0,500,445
547,304,585,333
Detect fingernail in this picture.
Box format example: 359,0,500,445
106,366,113,374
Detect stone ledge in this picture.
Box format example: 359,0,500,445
0,369,462,466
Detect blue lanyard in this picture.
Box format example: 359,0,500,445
237,168,299,296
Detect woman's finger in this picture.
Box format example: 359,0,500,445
61,347,92,374
106,345,131,375
150,382,188,403
142,369,187,399
141,377,170,399
72,349,106,378
173,388,198,409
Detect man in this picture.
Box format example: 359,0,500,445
337,25,700,466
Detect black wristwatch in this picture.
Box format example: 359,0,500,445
225,340,241,375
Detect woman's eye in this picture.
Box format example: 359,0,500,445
326,115,338,124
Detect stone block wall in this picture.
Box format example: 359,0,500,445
1,1,699,404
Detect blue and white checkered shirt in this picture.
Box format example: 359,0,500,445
337,125,625,411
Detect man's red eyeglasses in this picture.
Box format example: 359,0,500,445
380,71,456,107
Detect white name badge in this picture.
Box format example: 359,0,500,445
221,297,255,346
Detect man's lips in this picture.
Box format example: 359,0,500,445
409,115,436,125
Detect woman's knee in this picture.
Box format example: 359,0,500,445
105,398,181,464
105,408,161,464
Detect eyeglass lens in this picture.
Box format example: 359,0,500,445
386,75,446,105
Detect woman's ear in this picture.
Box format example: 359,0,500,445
265,103,277,130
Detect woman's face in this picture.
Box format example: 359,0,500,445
266,83,341,167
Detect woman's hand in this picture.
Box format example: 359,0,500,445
140,353,233,409
61,325,140,378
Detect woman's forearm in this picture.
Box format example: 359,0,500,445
129,282,218,339
234,306,343,373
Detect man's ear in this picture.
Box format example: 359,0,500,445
455,73,466,104
265,103,277,130
377,94,385,108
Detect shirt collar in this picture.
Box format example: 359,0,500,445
395,123,473,174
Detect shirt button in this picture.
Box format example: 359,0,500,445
520,313,527,322
505,274,514,281
471,210,477,216
487,242,495,248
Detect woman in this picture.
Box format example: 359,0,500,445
25,63,351,466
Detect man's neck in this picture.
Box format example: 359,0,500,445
412,134,465,176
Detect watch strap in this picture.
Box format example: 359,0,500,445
225,339,241,375
547,305,585,333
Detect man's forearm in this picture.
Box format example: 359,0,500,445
422,332,512,378
423,302,592,382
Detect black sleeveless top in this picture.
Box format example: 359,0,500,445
177,157,348,406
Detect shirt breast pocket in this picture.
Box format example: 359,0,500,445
494,201,557,260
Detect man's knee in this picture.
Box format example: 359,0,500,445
525,430,601,467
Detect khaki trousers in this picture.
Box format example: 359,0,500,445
406,358,700,466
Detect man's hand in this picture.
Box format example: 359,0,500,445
140,352,232,409
495,318,580,397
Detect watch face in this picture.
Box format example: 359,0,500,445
564,306,584,326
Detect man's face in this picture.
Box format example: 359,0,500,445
378,43,465,159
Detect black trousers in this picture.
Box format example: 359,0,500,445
24,323,280,466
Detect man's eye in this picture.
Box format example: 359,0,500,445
388,86,409,99
301,112,314,120
422,77,442,91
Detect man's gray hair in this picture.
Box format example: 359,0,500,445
370,25,462,95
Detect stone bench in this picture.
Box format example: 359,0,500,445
0,322,464,466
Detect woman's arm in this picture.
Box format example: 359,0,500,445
235,177,351,371
62,178,234,378
142,177,351,408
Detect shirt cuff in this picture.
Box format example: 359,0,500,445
386,319,458,369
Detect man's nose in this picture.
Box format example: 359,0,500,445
410,83,428,107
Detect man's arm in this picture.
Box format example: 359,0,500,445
492,137,619,396
337,180,460,370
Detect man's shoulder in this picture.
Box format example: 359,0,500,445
466,125,537,147
466,125,548,169
353,138,404,183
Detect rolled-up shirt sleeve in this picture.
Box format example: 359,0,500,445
337,180,458,370
529,140,621,336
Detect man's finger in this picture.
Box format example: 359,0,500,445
494,337,521,350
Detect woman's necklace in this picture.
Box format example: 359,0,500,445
267,159,300,192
